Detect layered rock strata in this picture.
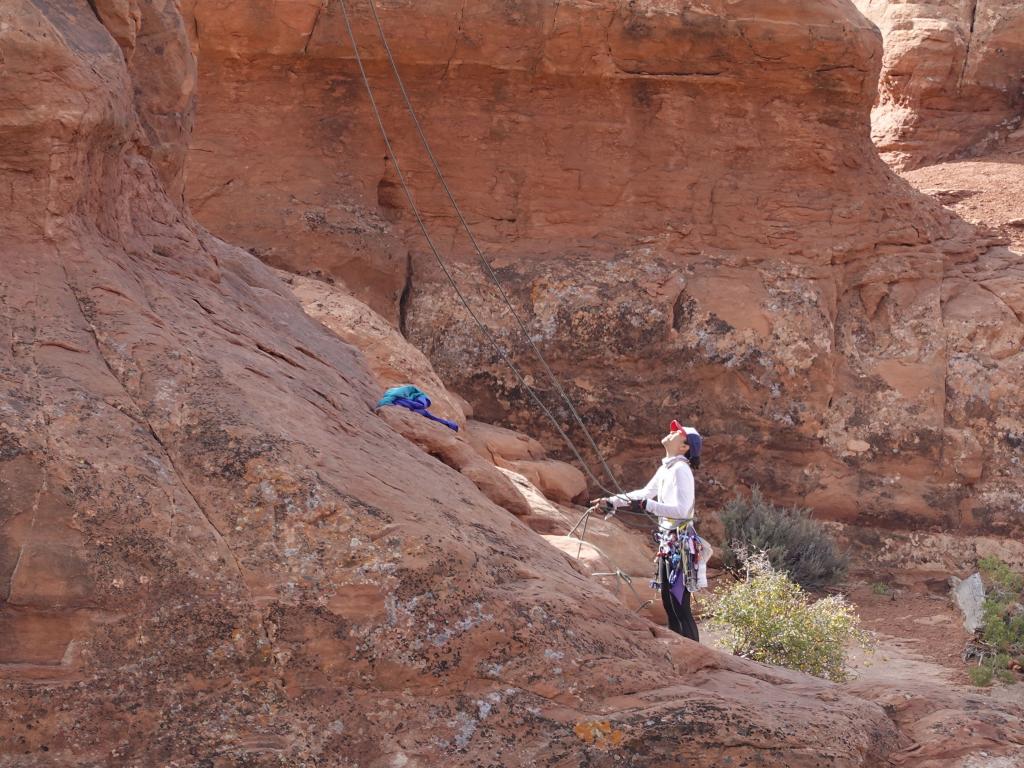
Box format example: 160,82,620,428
186,0,1024,538
0,1,936,765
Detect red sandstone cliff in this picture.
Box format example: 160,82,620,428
185,0,1024,540
855,0,1024,169
0,1,949,764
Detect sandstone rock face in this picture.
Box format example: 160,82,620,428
184,0,409,323
0,1,930,765
277,275,589,515
898,152,1024,539
94,0,197,203
186,0,1024,538
286,270,467,424
854,0,1024,169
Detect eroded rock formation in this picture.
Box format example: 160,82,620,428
0,1,955,764
185,0,1024,540
854,0,1024,169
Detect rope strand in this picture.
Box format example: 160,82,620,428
337,0,631,501
362,0,628,499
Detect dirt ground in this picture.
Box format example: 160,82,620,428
846,570,1024,706
843,569,974,686
902,143,1024,254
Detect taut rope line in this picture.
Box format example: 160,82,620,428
336,0,632,503
362,0,628,500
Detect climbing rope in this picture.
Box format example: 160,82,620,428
337,0,658,515
361,0,628,501
591,569,655,614
335,3,667,606
565,500,659,612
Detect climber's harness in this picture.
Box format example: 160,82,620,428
652,517,698,594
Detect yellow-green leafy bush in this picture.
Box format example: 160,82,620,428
705,551,868,682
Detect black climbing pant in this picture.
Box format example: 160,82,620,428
660,559,699,642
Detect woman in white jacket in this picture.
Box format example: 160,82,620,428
594,421,703,641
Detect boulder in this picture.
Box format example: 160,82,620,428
464,419,546,463
504,458,588,505
951,572,987,633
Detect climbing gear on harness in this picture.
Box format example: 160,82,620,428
651,520,711,603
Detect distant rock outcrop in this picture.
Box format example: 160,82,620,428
855,0,1024,168
951,572,986,632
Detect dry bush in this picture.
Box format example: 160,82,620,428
720,488,847,590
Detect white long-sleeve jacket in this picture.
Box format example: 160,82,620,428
610,455,695,529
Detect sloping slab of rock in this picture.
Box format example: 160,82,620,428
847,679,1024,767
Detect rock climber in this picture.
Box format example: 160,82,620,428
592,420,706,642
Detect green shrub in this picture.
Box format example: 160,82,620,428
994,656,1017,684
705,550,868,682
720,488,848,590
981,597,1024,653
968,557,1024,687
971,653,1016,686
979,555,1024,596
969,664,994,687
871,582,891,596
